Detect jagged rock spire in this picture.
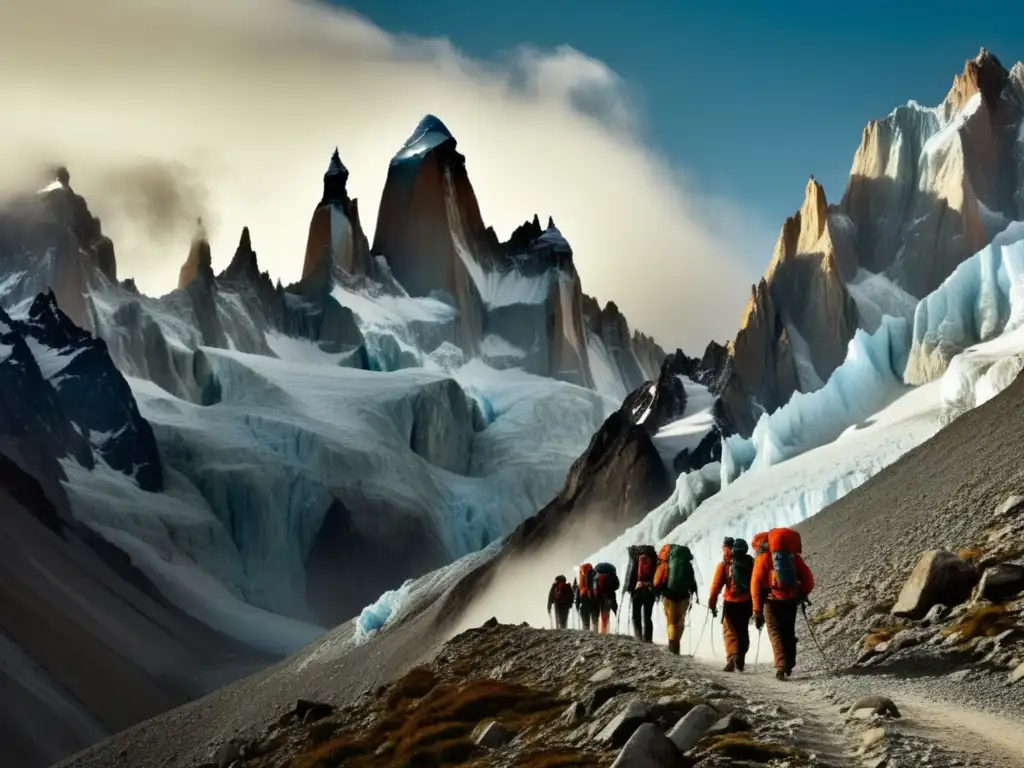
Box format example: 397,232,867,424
547,215,556,230
178,218,214,289
532,213,541,229
321,148,351,206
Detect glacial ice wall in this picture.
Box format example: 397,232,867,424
721,316,912,485
905,221,1024,384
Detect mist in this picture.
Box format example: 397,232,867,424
0,0,770,351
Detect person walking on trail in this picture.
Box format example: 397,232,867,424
709,537,755,672
547,575,575,629
653,543,699,654
592,562,620,634
575,563,598,631
751,527,815,680
625,545,659,642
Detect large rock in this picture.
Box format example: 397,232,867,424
667,703,718,753
976,563,1024,603
610,722,688,768
597,700,655,748
891,550,978,619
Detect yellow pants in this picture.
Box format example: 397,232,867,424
663,598,690,642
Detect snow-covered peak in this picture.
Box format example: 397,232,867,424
390,114,455,165
534,217,572,254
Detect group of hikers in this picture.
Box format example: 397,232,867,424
546,527,815,680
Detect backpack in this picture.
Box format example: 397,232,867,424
578,563,594,598
768,528,801,590
593,562,619,598
729,553,754,596
658,544,696,599
553,577,573,605
626,545,658,592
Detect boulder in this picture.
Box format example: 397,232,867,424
610,723,688,768
597,700,655,748
561,701,585,727
976,563,1024,604
587,683,635,714
667,703,718,752
703,713,751,737
1009,661,1024,685
891,550,978,619
589,666,614,684
475,721,516,749
995,495,1024,519
848,696,901,718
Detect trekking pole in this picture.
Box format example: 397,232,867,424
755,628,762,670
548,606,553,630
692,607,711,657
800,600,838,676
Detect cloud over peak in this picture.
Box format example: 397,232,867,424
0,0,767,351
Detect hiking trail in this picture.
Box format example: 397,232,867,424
694,655,1024,768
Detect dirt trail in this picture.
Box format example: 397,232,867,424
696,656,1024,768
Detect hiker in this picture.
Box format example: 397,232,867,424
709,537,754,672
547,575,575,629
653,543,699,654
625,545,659,642
751,527,815,680
576,563,597,631
592,562,620,634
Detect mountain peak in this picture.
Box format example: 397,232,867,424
945,47,1009,113
178,219,214,289
320,148,351,207
391,114,456,165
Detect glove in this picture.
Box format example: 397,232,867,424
709,604,718,618
754,612,764,631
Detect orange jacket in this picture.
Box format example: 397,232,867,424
708,557,752,608
751,551,814,613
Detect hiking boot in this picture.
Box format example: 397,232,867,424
775,668,787,681
784,667,793,678
667,640,680,655
736,657,746,672
722,657,736,673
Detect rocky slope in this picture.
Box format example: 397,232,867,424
717,48,1024,435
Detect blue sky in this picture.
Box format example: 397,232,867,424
338,0,1022,246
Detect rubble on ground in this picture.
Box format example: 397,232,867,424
807,494,1024,681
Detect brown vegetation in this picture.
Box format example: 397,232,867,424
943,603,1023,642
292,667,567,768
702,733,808,762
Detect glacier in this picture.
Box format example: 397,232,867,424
905,221,1024,384
721,316,912,484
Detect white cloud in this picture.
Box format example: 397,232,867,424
0,0,769,351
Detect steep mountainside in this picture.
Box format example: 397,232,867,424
0,114,672,766
718,49,1024,434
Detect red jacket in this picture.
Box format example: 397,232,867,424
751,552,814,613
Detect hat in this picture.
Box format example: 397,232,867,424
722,536,735,548
731,538,749,555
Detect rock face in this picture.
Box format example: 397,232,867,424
301,149,375,286
891,550,979,620
17,292,163,491
717,49,1024,435
372,115,488,355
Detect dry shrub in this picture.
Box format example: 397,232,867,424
812,602,855,625
958,547,985,564
294,671,566,768
861,619,905,652
703,733,806,762
943,603,1022,642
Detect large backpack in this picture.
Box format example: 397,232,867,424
553,576,573,606
729,554,754,597
593,562,619,598
578,563,594,598
626,545,658,592
769,528,802,590
657,544,696,599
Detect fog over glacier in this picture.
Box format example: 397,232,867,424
0,0,771,351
